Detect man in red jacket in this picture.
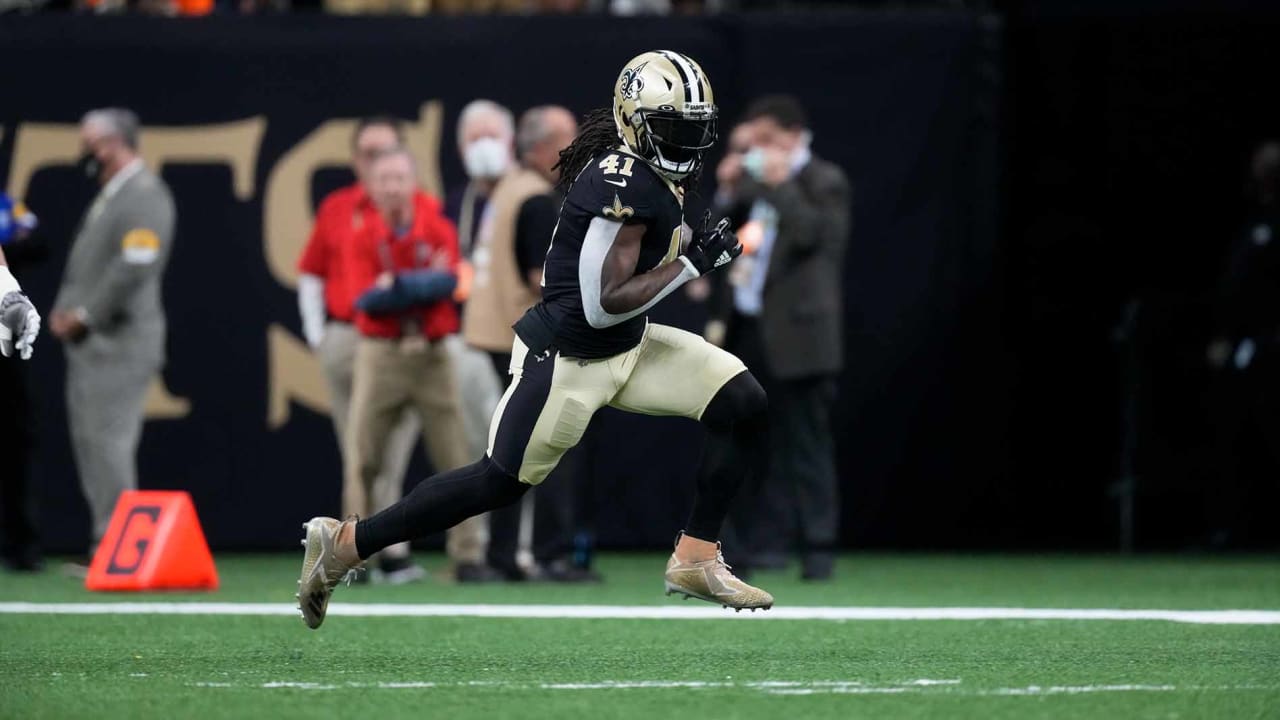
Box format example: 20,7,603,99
344,146,476,580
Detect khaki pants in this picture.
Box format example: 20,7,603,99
318,323,419,562
347,336,486,564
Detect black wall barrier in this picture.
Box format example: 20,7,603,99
0,13,1002,552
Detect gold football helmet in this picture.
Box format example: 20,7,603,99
613,50,718,179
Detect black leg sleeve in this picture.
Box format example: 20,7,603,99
685,371,769,542
355,456,529,560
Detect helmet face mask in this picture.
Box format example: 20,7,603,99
636,108,718,176
614,50,717,181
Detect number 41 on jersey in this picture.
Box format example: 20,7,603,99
599,154,635,176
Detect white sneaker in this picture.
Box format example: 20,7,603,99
377,563,428,585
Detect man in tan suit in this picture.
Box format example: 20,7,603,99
444,101,513,473
465,105,576,376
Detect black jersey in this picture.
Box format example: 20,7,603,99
534,148,685,359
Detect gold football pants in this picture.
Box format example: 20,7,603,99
486,323,747,485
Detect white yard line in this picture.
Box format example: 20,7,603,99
1,602,1278,624
982,684,1178,696
176,678,1275,696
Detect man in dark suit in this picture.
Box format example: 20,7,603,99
712,96,852,580
1205,140,1280,548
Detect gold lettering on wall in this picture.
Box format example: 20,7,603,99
147,118,268,420
7,118,268,421
262,119,356,288
7,108,443,430
144,377,193,419
262,100,444,290
140,118,266,200
7,118,265,203
267,323,330,428
259,120,352,427
405,100,445,200
7,124,81,198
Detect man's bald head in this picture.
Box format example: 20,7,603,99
517,106,579,183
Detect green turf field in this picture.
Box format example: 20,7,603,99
2,553,1278,719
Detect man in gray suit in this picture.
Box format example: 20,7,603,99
50,108,175,554
713,96,851,580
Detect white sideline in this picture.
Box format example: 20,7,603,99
192,679,1240,696
177,678,1280,696
0,602,1278,624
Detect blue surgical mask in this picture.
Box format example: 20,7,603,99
742,147,766,181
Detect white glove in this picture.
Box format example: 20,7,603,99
297,273,327,350
0,267,39,360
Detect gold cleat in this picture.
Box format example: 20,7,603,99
663,542,774,611
295,516,362,630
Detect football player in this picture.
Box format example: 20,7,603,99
297,50,773,628
0,246,41,360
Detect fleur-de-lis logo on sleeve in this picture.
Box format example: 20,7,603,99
602,194,634,220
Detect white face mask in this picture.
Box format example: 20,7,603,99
463,137,510,180
742,147,767,181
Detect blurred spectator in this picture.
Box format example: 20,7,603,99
0,196,44,572
51,108,176,565
712,95,851,580
465,104,595,581
1205,140,1280,548
76,0,213,14
433,0,528,11
73,0,126,11
464,105,573,378
297,116,436,583
233,0,290,13
445,99,514,422
346,147,481,582
704,121,758,347
324,0,426,14
446,100,512,258
441,100,522,582
589,0,718,12
599,0,667,12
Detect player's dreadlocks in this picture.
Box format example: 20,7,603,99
554,107,703,196
554,108,618,194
